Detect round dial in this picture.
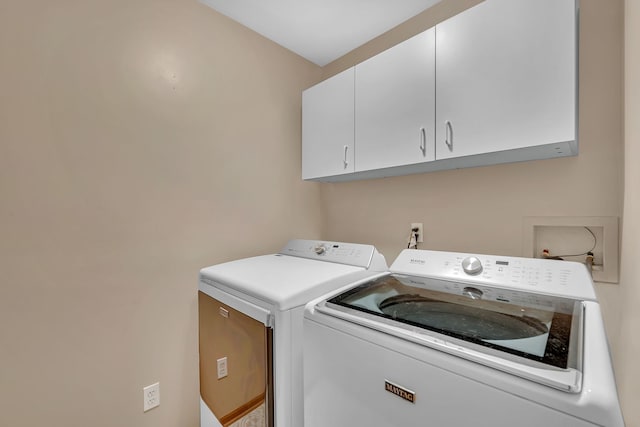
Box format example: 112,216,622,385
314,243,327,255
461,256,483,275
462,287,484,300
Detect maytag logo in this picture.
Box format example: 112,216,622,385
409,258,426,265
384,380,416,404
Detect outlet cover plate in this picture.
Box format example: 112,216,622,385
217,357,228,379
143,382,160,412
411,223,424,243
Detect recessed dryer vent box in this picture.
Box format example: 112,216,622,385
522,216,619,283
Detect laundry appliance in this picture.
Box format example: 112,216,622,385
304,249,624,426
198,239,388,427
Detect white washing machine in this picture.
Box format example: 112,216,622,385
198,239,388,427
304,249,624,427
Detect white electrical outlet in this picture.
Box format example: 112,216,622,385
217,357,228,379
410,223,424,243
143,382,160,412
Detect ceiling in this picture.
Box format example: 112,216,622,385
199,0,442,66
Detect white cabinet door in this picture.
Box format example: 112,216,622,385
435,0,577,160
355,28,436,172
302,68,355,180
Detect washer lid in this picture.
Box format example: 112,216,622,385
323,274,583,382
378,295,549,341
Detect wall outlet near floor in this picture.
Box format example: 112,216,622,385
522,216,619,283
143,382,160,412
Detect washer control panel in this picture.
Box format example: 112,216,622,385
391,249,596,301
280,239,379,269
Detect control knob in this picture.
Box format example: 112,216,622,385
461,256,483,275
314,243,327,255
462,287,484,300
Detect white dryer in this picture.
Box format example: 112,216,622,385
198,239,387,427
304,249,624,427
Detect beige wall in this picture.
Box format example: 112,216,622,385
0,0,635,425
0,0,322,426
616,1,640,425
321,0,633,423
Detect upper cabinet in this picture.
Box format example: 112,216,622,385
435,0,577,161
302,67,355,180
302,0,578,182
355,29,436,172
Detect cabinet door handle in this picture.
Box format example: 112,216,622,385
445,121,454,152
343,145,349,169
420,127,427,156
